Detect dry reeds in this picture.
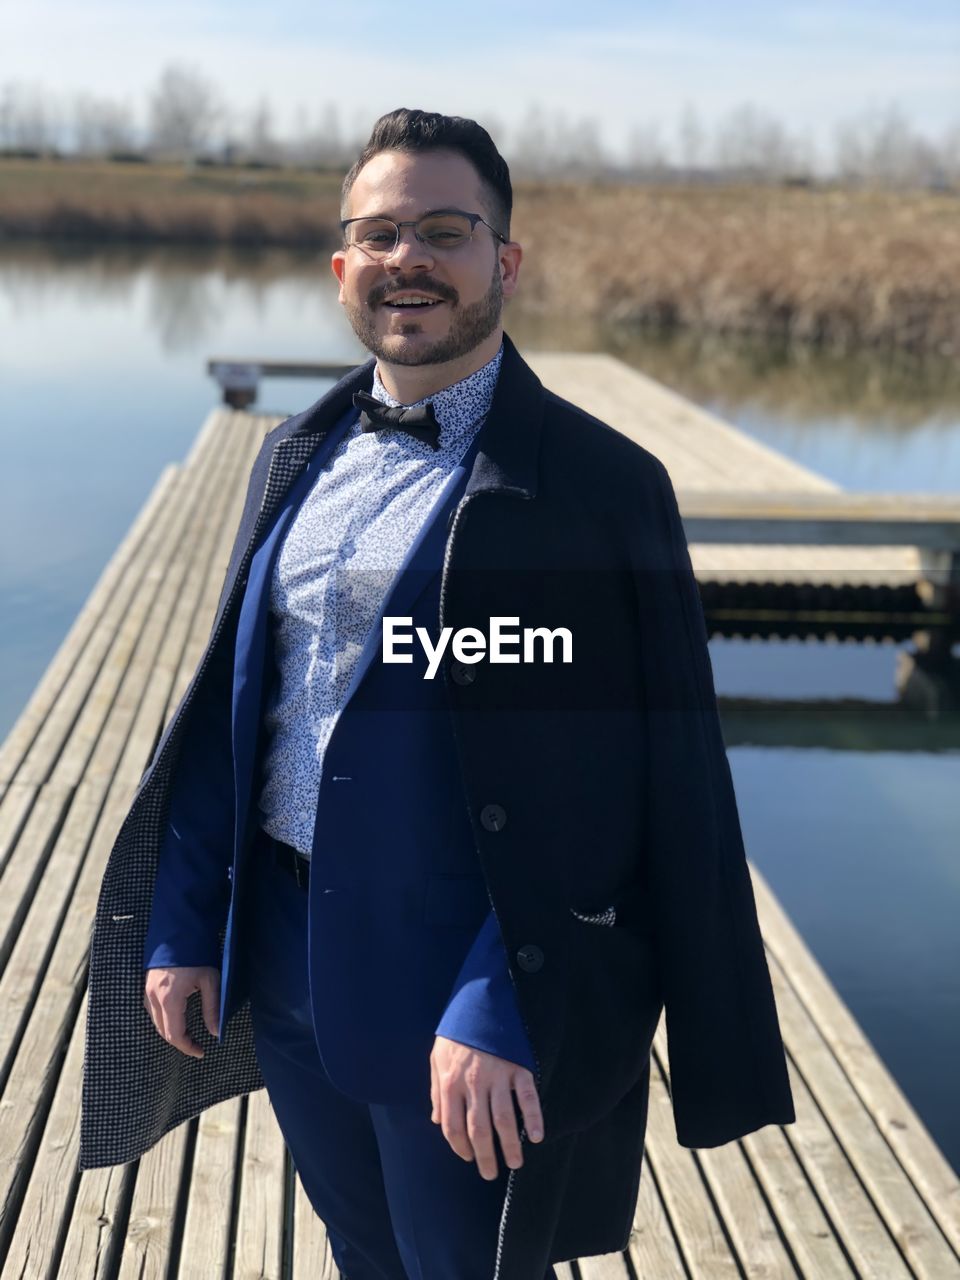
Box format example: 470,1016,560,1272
1,160,957,354
0,191,339,248
513,183,960,355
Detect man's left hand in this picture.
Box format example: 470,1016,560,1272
430,1035,544,1180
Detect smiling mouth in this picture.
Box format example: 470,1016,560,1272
381,295,447,311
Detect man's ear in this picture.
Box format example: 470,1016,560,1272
500,241,522,301
331,250,346,299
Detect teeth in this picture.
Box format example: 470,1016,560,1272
388,297,438,306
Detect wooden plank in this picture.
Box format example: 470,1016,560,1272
750,859,960,1261
110,417,269,795
0,989,88,1278
0,419,261,1264
11,790,142,1275
576,1250,632,1276
678,492,960,550
0,465,179,787
643,1031,740,1277
233,1088,285,1280
526,352,921,586
292,1169,339,1279
765,944,956,1276
13,406,229,793
77,417,257,793
0,410,246,1083
0,785,105,1210
47,418,235,793
118,1125,191,1280
9,463,193,789
0,783,77,997
626,1151,688,1278
733,1088,854,1277
56,1161,133,1279
692,1131,796,1277
164,413,276,717
766,1010,912,1277
178,1098,242,1280
207,357,356,377
0,782,40,880
525,352,840,493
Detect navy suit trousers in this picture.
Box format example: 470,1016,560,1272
243,833,557,1280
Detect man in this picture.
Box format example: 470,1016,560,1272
81,109,795,1280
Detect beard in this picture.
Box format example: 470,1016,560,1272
343,260,503,366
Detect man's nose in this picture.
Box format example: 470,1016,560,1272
383,225,435,272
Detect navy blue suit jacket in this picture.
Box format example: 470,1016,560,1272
144,403,536,1101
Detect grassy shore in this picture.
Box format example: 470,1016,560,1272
1,158,956,354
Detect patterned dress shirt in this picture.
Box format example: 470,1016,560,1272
258,342,504,856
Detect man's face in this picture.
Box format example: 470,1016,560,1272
331,148,520,367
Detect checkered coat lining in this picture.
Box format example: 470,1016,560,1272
80,415,338,1170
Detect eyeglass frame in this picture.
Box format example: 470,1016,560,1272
339,207,509,258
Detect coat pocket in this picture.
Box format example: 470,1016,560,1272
569,904,617,927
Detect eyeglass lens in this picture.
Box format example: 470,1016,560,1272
345,213,474,255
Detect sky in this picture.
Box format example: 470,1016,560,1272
2,0,957,165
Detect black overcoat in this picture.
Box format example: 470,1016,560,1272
81,332,795,1277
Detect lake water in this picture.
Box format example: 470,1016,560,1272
1,242,958,1175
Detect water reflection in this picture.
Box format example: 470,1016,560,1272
4,240,960,430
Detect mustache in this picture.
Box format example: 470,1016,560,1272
368,275,459,307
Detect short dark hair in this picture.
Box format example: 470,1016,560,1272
341,108,512,240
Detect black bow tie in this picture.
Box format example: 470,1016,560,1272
353,390,442,451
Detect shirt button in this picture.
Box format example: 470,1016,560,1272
480,804,506,832
516,945,544,973
342,539,356,558
450,659,478,686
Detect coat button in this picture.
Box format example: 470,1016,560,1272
516,944,544,973
450,659,477,686
479,804,507,832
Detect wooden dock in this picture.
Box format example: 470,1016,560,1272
1,354,959,1278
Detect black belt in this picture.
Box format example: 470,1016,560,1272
260,830,310,890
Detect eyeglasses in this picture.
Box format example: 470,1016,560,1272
340,209,508,260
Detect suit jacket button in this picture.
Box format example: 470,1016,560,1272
451,659,477,686
480,803,507,832
516,945,544,973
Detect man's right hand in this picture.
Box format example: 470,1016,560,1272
144,966,220,1058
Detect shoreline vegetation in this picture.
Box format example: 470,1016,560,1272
1,158,956,355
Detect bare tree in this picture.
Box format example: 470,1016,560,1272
833,102,942,188
713,102,807,182
72,92,136,155
0,81,56,151
509,104,554,179
626,120,667,179
562,115,611,179
939,120,960,186
247,97,279,164
290,101,346,169
678,101,704,176
148,64,224,160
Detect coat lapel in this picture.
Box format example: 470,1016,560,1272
251,357,376,542
461,331,544,501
